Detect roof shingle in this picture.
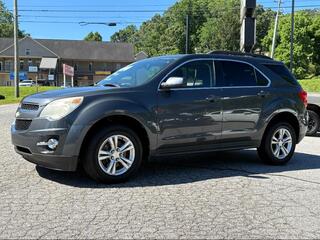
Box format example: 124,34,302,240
0,37,134,62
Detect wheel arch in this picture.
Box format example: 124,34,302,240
307,103,320,117
263,111,300,144
79,114,151,165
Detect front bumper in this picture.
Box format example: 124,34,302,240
11,119,79,171
18,148,78,171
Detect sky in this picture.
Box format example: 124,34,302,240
2,0,320,41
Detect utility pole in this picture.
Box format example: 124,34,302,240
185,0,191,54
13,0,19,98
240,0,256,53
271,0,282,59
185,15,189,54
290,0,295,71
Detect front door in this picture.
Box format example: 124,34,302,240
156,60,223,155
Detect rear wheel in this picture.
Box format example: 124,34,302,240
257,122,296,165
82,125,143,183
306,110,320,136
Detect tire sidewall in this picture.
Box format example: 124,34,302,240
84,125,143,183
262,123,296,165
307,110,320,136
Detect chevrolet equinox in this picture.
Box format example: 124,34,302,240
11,52,308,183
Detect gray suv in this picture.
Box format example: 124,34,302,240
11,52,308,183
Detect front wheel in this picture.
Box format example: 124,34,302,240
257,122,296,165
82,125,143,183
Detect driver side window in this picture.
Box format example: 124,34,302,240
168,60,213,88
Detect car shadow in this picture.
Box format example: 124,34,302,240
36,149,320,188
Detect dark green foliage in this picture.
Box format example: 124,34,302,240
0,1,26,38
110,0,320,78
84,32,103,41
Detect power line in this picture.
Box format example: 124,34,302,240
19,15,153,20
1,4,319,13
19,20,144,24
17,9,167,13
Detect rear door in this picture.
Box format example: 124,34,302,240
214,59,270,144
156,59,223,154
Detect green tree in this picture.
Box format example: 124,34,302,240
198,0,240,52
262,11,319,78
84,32,103,41
110,25,137,43
0,1,26,37
255,6,276,53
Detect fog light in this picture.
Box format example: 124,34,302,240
47,139,59,150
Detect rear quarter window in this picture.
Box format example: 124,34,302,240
263,64,298,86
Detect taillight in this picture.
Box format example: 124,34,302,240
298,90,308,107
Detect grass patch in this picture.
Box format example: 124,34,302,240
299,77,320,93
0,86,58,105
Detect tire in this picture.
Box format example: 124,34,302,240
82,125,143,183
306,110,320,136
257,122,296,165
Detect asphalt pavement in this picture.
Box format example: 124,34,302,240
1,104,320,239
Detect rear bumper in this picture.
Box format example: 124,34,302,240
297,111,308,143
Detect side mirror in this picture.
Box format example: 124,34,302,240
160,77,184,89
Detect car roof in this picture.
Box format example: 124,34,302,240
150,52,282,65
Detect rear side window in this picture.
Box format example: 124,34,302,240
255,71,269,86
215,60,258,87
263,64,298,85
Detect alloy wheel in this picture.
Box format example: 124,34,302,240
97,134,135,176
270,128,293,160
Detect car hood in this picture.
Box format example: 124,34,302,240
22,86,113,105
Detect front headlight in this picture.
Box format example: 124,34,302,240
40,97,83,121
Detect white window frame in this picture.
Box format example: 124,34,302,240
5,60,12,71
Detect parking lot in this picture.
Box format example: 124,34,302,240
1,103,320,239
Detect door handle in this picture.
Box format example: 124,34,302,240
257,91,269,98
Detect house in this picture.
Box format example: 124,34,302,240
135,51,148,61
0,36,135,86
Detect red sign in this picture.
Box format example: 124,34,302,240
63,64,74,77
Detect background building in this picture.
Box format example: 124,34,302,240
0,36,135,86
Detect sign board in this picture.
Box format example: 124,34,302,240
48,74,55,81
63,64,74,77
10,72,28,81
240,0,256,21
28,66,38,73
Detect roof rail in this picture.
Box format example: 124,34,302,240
208,51,272,60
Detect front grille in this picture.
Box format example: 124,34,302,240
15,119,32,131
21,103,39,111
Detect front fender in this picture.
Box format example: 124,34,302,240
62,96,158,157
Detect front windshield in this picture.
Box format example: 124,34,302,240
97,56,179,88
